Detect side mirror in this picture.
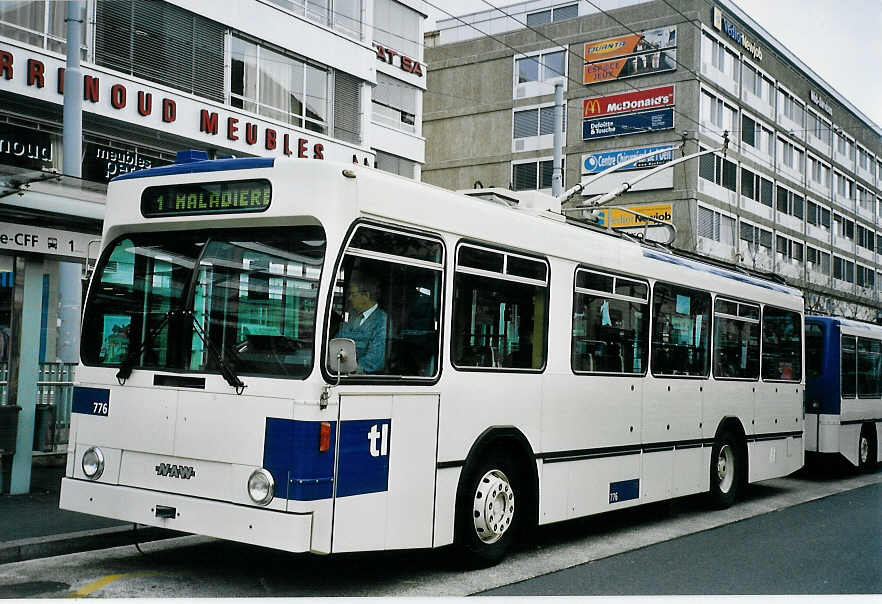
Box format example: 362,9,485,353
328,338,357,375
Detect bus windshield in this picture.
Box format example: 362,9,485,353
81,226,326,379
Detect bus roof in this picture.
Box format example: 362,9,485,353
806,315,882,335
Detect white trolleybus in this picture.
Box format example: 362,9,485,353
61,152,805,566
805,316,882,472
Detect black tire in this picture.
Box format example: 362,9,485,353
708,429,744,509
454,449,522,568
858,424,877,473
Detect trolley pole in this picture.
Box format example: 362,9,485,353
551,82,563,197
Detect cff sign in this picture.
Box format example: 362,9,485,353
582,145,675,174
583,108,674,139
583,85,674,118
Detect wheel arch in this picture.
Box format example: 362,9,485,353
715,416,749,476
456,426,540,528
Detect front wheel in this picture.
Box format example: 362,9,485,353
454,451,521,568
708,430,744,509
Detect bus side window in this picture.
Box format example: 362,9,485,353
857,338,882,398
452,244,548,371
329,225,444,378
712,299,760,380
651,283,711,377
571,268,648,375
761,307,802,382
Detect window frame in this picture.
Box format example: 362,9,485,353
571,266,650,377
451,241,550,374
320,219,447,385
712,297,761,381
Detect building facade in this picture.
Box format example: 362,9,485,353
0,0,426,493
424,0,882,322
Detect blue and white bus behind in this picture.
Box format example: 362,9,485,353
804,316,882,471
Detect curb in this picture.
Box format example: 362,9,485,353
0,525,182,564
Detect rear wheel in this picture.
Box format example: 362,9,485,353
858,424,877,473
709,430,744,508
454,450,521,568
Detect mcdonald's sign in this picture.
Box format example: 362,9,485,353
583,86,674,118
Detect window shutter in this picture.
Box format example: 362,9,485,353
697,206,715,240
513,110,538,139
334,71,362,144
95,1,134,74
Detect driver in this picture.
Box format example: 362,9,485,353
335,278,387,374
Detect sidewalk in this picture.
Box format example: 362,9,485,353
0,456,178,564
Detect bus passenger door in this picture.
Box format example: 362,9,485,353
331,392,440,553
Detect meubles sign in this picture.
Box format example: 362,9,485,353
0,41,375,165
583,86,674,118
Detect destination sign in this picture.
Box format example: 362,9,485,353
141,179,272,218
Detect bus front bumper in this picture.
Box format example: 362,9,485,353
60,477,314,553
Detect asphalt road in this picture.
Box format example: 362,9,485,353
0,468,879,597
483,482,882,595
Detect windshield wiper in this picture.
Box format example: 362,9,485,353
182,309,246,395
116,309,176,385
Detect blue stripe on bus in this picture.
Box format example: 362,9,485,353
263,417,393,501
112,157,275,182
264,418,336,501
642,249,797,294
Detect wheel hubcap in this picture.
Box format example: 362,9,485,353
717,444,735,493
859,435,869,465
472,469,514,544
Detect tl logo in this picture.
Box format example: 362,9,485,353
367,423,390,457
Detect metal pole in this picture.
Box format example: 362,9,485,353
551,82,563,197
63,0,83,178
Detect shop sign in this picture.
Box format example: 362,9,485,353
0,123,52,170
0,223,94,260
712,7,762,61
583,86,674,119
582,108,674,140
373,43,424,77
582,145,674,174
82,143,172,183
596,203,673,229
583,26,677,84
0,42,374,165
810,90,832,115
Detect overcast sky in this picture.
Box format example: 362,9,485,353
422,0,882,128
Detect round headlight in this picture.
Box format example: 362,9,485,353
82,447,105,480
247,469,274,505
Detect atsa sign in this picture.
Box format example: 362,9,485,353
373,44,423,77
583,108,674,140
583,85,674,118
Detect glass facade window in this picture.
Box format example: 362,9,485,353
512,159,564,191
778,138,805,173
231,36,329,133
266,0,363,39
374,0,420,59
374,150,416,178
699,150,736,192
0,0,87,55
697,206,735,246
779,89,805,125
95,1,225,102
703,33,737,82
513,106,566,138
740,222,773,254
527,4,578,25
776,186,804,219
373,73,419,133
516,49,566,83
